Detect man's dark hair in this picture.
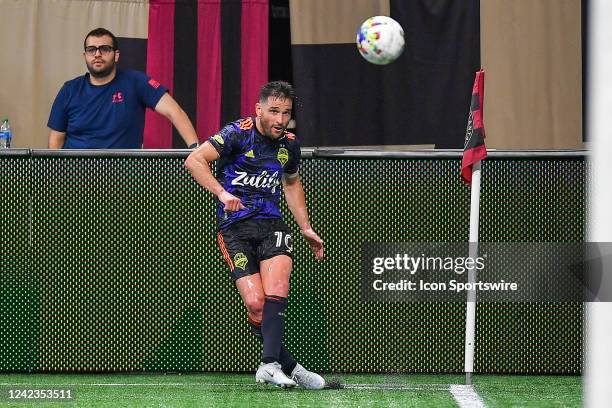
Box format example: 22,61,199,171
259,81,295,103
84,27,119,50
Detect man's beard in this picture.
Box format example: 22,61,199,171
87,60,116,79
262,120,286,139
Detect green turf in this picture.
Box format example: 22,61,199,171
0,374,580,407
474,375,581,408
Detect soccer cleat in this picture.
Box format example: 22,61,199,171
291,363,326,390
255,362,297,388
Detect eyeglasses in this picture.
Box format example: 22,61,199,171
84,45,115,56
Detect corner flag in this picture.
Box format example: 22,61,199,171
461,69,487,184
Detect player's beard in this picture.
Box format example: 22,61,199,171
87,58,116,79
261,119,287,139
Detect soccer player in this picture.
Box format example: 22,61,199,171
185,81,325,389
48,27,199,149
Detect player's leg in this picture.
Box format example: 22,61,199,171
257,221,294,367
257,219,326,390
235,272,296,387
259,254,291,364
256,255,297,386
259,255,325,390
235,273,265,334
218,227,296,388
235,272,297,374
218,227,267,339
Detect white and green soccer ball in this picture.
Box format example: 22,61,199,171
356,16,405,65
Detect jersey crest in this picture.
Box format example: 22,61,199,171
277,148,289,166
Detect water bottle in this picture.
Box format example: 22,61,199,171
0,119,12,148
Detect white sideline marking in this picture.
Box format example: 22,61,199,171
450,385,487,408
0,382,448,391
343,384,448,391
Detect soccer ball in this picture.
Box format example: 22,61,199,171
356,16,405,65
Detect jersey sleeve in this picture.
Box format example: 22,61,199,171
284,137,301,176
134,71,168,109
47,84,69,132
207,123,242,158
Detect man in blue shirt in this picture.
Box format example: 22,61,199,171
185,81,326,389
48,27,198,149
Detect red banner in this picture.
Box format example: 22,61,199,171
461,69,487,184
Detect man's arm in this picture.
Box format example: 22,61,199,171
283,174,324,260
48,129,66,149
154,93,199,148
185,141,245,211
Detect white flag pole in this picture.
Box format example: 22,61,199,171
464,160,482,385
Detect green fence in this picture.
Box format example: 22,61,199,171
0,149,585,374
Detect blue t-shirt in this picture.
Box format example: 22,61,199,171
208,117,301,230
47,69,167,149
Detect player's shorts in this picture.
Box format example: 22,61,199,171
217,218,294,281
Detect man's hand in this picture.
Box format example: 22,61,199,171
219,190,246,212
301,228,324,260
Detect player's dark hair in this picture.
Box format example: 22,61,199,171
259,81,295,103
84,27,119,50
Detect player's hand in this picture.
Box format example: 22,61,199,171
218,190,246,212
301,228,324,260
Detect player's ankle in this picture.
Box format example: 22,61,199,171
283,361,297,375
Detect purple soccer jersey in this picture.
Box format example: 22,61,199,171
207,117,301,230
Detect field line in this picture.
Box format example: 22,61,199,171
450,384,487,408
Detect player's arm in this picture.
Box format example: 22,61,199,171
48,129,66,149
154,93,199,148
283,174,324,260
185,141,245,211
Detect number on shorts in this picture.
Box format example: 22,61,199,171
274,231,293,251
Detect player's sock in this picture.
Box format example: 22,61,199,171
248,315,263,339
249,315,297,375
261,295,287,364
279,346,297,375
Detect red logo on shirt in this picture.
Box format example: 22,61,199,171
148,79,161,89
112,92,124,103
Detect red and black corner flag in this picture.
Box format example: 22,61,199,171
461,69,487,184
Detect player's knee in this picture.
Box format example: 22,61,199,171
265,281,289,298
263,256,292,297
244,294,264,319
